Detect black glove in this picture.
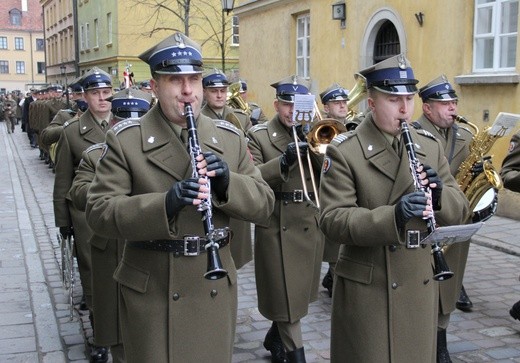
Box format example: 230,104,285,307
165,178,202,219
471,156,490,177
422,164,443,210
59,226,74,239
203,151,230,200
280,142,308,171
395,192,429,230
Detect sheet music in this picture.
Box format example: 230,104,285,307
420,222,484,245
292,94,316,125
489,112,520,136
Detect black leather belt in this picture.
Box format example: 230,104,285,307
274,190,315,203
127,235,229,256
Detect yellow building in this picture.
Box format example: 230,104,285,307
75,0,239,87
235,0,520,164
0,0,45,92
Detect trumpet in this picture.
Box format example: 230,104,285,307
400,120,454,281
184,103,228,280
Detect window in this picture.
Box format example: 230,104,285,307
37,62,45,74
0,37,7,49
9,9,22,26
107,13,112,44
231,16,239,46
296,14,310,78
94,18,99,48
474,0,518,71
0,61,8,74
15,37,24,50
85,23,90,49
373,21,400,64
36,38,44,51
80,24,84,50
16,61,25,74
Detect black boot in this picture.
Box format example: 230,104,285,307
263,322,287,363
287,347,306,363
90,345,108,363
456,285,473,312
322,268,333,298
510,299,520,320
436,329,452,363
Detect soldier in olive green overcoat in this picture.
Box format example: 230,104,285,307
247,75,325,362
319,55,470,363
85,33,274,363
201,69,254,269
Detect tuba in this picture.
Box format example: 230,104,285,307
227,82,250,116
345,73,368,129
454,115,504,222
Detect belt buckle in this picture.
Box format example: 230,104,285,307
183,236,201,256
406,230,421,249
293,189,304,203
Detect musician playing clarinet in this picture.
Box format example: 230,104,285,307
85,32,274,363
318,55,470,363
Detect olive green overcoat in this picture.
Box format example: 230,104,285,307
85,105,274,363
414,115,474,316
247,116,325,323
501,131,520,192
201,104,253,269
319,113,470,363
69,143,124,348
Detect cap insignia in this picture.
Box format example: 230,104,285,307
174,33,186,48
397,54,406,70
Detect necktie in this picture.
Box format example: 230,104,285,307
392,137,400,155
101,120,108,131
217,113,223,120
180,128,189,147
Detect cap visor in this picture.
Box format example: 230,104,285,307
374,84,418,95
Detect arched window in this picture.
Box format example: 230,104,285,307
373,21,400,63
9,9,22,26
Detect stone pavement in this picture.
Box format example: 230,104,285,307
1,121,520,362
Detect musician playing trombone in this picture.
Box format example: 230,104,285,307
247,75,325,363
84,32,274,363
318,55,470,363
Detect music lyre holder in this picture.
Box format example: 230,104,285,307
419,222,484,246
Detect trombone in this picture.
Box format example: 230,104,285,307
292,102,347,210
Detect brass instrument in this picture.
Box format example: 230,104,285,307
292,103,347,209
345,73,368,128
401,120,454,281
184,103,228,280
454,115,504,222
225,82,249,134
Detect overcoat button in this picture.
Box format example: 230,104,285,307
172,293,180,301
210,289,218,298
389,245,397,252
423,279,429,285
283,201,289,206
391,282,398,289
282,226,287,231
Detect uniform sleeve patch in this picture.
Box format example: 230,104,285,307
508,141,518,154
322,156,332,174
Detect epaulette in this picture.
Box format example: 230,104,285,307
416,129,436,140
215,120,240,136
84,143,105,154
112,118,141,135
63,118,79,128
249,123,268,133
331,132,351,145
411,121,422,130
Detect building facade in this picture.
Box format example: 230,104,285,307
0,0,45,93
235,0,519,164
40,0,76,87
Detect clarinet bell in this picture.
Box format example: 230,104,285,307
432,249,454,281
204,243,228,280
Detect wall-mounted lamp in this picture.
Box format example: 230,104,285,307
221,0,235,15
415,12,424,27
332,1,346,28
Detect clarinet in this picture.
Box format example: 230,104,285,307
184,103,228,280
400,120,454,281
